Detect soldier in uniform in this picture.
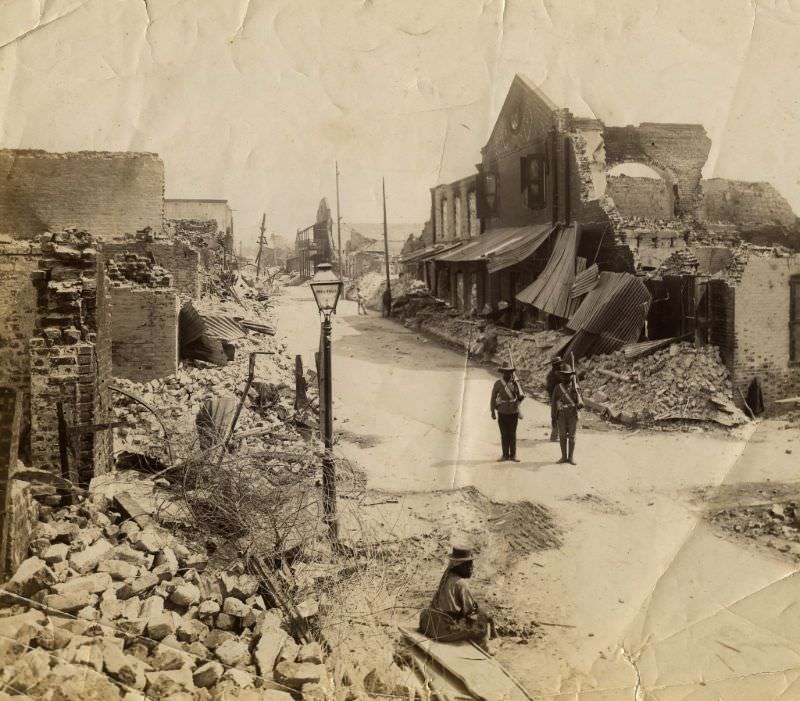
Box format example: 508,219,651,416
545,356,562,442
490,364,524,462
552,363,583,465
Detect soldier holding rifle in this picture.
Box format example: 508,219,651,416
490,354,525,462
552,356,583,465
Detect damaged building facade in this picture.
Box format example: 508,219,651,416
0,149,238,576
410,74,800,409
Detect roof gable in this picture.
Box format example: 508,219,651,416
483,75,560,161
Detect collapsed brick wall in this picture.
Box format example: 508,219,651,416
0,251,39,460
0,388,21,580
0,232,113,485
700,179,797,228
102,241,202,298
606,175,674,219
730,255,800,406
110,286,179,382
0,150,165,241
603,124,711,216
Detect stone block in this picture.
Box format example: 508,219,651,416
69,538,112,574
193,661,224,688
214,638,249,666
104,645,149,690
274,661,326,689
254,629,288,676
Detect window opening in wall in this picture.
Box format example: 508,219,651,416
441,199,449,239
454,195,463,239
467,191,478,237
521,154,546,210
477,172,498,217
791,275,800,363
455,271,464,310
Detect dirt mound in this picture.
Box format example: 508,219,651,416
488,500,562,555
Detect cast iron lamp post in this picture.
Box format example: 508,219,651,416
309,263,343,542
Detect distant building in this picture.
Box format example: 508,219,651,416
164,199,234,254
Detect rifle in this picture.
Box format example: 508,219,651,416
570,352,584,408
508,349,524,404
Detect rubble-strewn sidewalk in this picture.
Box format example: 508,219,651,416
0,473,328,700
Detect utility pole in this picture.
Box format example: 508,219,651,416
335,161,343,280
382,177,392,316
256,213,266,280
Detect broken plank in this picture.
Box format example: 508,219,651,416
399,626,533,701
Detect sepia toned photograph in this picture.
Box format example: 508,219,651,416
1,1,800,699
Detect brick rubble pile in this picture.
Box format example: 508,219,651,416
106,253,173,288
0,477,331,700
576,342,748,426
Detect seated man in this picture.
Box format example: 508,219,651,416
418,547,496,652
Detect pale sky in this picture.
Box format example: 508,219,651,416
1,0,799,248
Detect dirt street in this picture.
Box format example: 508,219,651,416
276,285,800,699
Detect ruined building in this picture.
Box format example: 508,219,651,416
411,74,800,409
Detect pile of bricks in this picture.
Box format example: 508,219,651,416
576,342,747,426
106,253,172,288
0,478,328,700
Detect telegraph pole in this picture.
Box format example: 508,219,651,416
382,177,392,315
256,213,266,280
335,162,343,279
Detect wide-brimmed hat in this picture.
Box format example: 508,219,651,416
550,355,562,365
448,546,474,565
499,364,515,373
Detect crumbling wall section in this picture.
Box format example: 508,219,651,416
603,124,711,215
0,150,165,240
102,241,202,298
110,286,179,382
731,255,800,406
700,179,797,228
606,175,674,219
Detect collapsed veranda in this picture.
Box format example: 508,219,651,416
401,75,800,410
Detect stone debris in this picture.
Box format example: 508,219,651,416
0,477,330,701
576,342,748,426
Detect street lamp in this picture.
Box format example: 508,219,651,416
309,263,343,542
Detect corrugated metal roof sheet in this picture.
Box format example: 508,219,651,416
399,241,462,265
561,271,652,359
486,223,554,273
434,225,552,267
515,224,578,318
570,263,599,298
201,314,247,342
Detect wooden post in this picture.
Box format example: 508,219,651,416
382,177,392,316
256,213,266,280
294,355,307,410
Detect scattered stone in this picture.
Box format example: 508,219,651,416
149,645,191,672
193,661,224,688
2,556,56,598
222,596,250,618
117,573,159,600
215,612,238,631
53,572,112,595
132,528,166,554
176,617,209,643
69,539,113,574
215,638,249,666
43,543,70,565
146,667,195,699
44,590,95,613
140,595,165,619
274,661,326,689
146,612,179,641
98,559,141,581
198,600,220,617
104,645,149,690
204,629,234,651
277,638,299,664
100,598,126,621
170,583,200,608
254,630,288,676
223,667,256,688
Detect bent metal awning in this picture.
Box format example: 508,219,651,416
399,241,463,265
432,223,555,273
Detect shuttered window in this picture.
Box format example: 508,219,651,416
520,154,545,210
